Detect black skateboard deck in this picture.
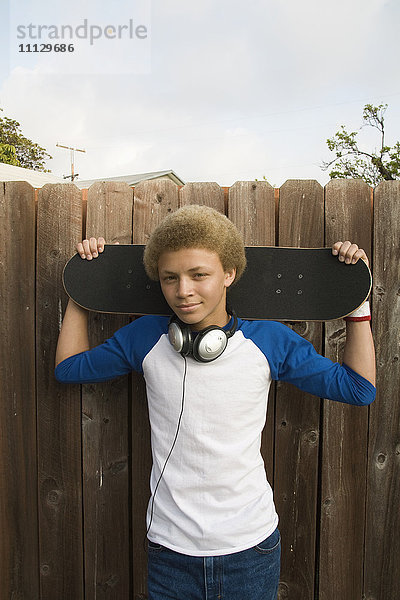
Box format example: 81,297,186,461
62,245,371,321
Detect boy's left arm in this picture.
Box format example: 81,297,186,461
332,241,376,387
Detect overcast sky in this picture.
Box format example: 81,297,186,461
1,0,399,186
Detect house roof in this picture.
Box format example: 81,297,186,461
73,169,185,189
0,162,65,187
0,164,185,189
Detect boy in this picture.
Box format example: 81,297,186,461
55,205,376,600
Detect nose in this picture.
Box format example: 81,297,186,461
176,276,193,298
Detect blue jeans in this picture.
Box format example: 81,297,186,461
147,528,281,599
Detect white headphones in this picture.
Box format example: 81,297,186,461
168,309,238,363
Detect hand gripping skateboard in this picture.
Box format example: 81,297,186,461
62,245,371,322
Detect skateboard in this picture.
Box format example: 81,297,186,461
62,245,371,321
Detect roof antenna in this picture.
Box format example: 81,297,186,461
56,143,86,181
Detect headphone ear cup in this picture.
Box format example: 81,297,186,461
192,327,228,362
168,320,193,356
168,309,237,361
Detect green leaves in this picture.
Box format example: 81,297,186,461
0,108,52,171
322,103,399,186
0,143,20,166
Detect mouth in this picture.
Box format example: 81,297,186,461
176,303,201,313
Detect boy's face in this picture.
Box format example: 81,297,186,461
158,247,236,331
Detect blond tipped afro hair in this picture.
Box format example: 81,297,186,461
143,205,246,284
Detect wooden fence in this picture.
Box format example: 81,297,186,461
0,178,399,600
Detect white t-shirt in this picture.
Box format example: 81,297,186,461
55,315,376,556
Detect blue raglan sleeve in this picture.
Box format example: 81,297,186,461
55,315,168,384
245,321,376,406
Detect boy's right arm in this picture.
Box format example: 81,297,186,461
55,237,106,367
55,299,89,367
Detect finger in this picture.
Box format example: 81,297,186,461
98,237,105,253
89,237,99,258
332,241,343,256
337,240,352,262
82,239,93,260
343,243,360,264
76,241,86,259
351,248,369,266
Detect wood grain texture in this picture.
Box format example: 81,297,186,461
227,180,276,482
36,183,84,600
319,179,372,600
0,182,38,599
83,182,133,598
131,179,179,598
275,180,324,600
1,179,399,600
132,179,179,245
180,181,225,212
364,180,400,600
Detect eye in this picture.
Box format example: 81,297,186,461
193,273,207,279
163,275,177,282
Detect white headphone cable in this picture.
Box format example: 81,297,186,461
145,355,188,547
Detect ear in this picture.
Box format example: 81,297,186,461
224,268,236,288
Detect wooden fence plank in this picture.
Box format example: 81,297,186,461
131,179,180,598
180,181,225,210
275,179,324,600
83,182,133,598
364,180,400,600
36,183,84,599
227,180,275,246
319,179,372,600
179,181,225,212
227,180,276,481
132,179,180,245
0,182,38,599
